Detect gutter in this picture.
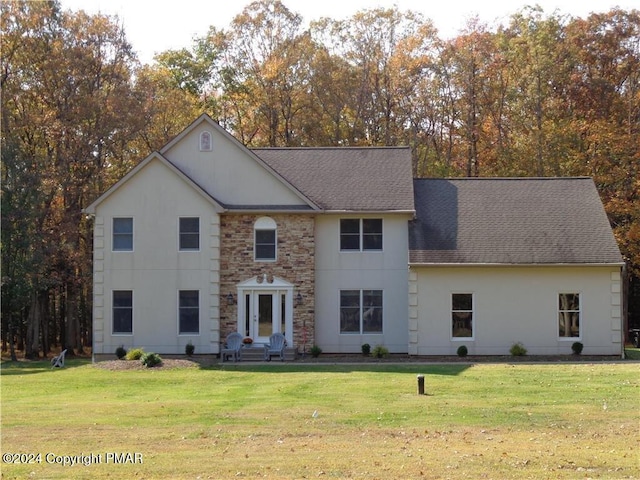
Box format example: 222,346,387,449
223,208,323,214
409,262,626,268
324,210,416,215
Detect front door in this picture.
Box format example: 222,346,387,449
237,276,294,346
244,291,287,344
256,293,275,342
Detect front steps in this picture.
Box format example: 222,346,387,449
231,345,297,362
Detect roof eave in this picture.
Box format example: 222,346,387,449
223,207,323,214
324,209,416,215
409,262,625,268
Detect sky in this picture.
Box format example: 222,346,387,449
60,0,637,64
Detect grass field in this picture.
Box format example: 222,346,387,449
1,357,638,479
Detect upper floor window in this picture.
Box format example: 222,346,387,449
254,217,277,261
452,293,473,339
113,218,133,251
113,290,133,334
179,217,200,251
558,293,580,338
199,131,212,151
340,219,382,251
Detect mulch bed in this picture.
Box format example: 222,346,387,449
295,354,624,364
94,358,200,371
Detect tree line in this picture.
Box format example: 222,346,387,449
2,0,638,359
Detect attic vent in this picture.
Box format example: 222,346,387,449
199,131,212,151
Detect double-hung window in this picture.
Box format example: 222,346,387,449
113,218,133,251
113,290,133,334
340,289,383,334
452,293,473,339
558,293,580,338
254,217,277,261
340,219,382,251
179,217,200,251
179,290,199,334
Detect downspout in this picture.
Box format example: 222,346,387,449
621,263,628,359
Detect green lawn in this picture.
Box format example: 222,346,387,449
625,346,640,360
1,358,638,479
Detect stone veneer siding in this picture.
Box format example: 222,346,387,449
219,214,315,351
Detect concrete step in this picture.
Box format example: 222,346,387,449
236,346,297,362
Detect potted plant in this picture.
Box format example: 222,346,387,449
243,337,253,345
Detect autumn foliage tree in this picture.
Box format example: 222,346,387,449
1,0,144,358
2,0,638,357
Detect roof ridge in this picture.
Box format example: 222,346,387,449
251,146,410,151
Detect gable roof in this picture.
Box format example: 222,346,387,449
86,115,414,215
84,152,225,214
409,177,623,265
253,147,415,212
161,115,320,211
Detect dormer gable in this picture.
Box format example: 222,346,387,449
159,114,319,211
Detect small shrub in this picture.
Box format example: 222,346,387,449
141,352,162,368
456,345,468,357
125,348,145,361
115,346,127,360
310,345,322,358
571,342,584,355
361,343,371,356
372,344,389,358
185,342,195,356
510,342,528,356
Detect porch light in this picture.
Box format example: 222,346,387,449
296,292,303,307
226,293,236,305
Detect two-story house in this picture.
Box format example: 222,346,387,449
85,114,625,360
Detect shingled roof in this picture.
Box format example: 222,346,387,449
253,147,415,212
409,177,623,265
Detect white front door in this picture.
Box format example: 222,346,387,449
237,276,294,345
254,292,283,343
